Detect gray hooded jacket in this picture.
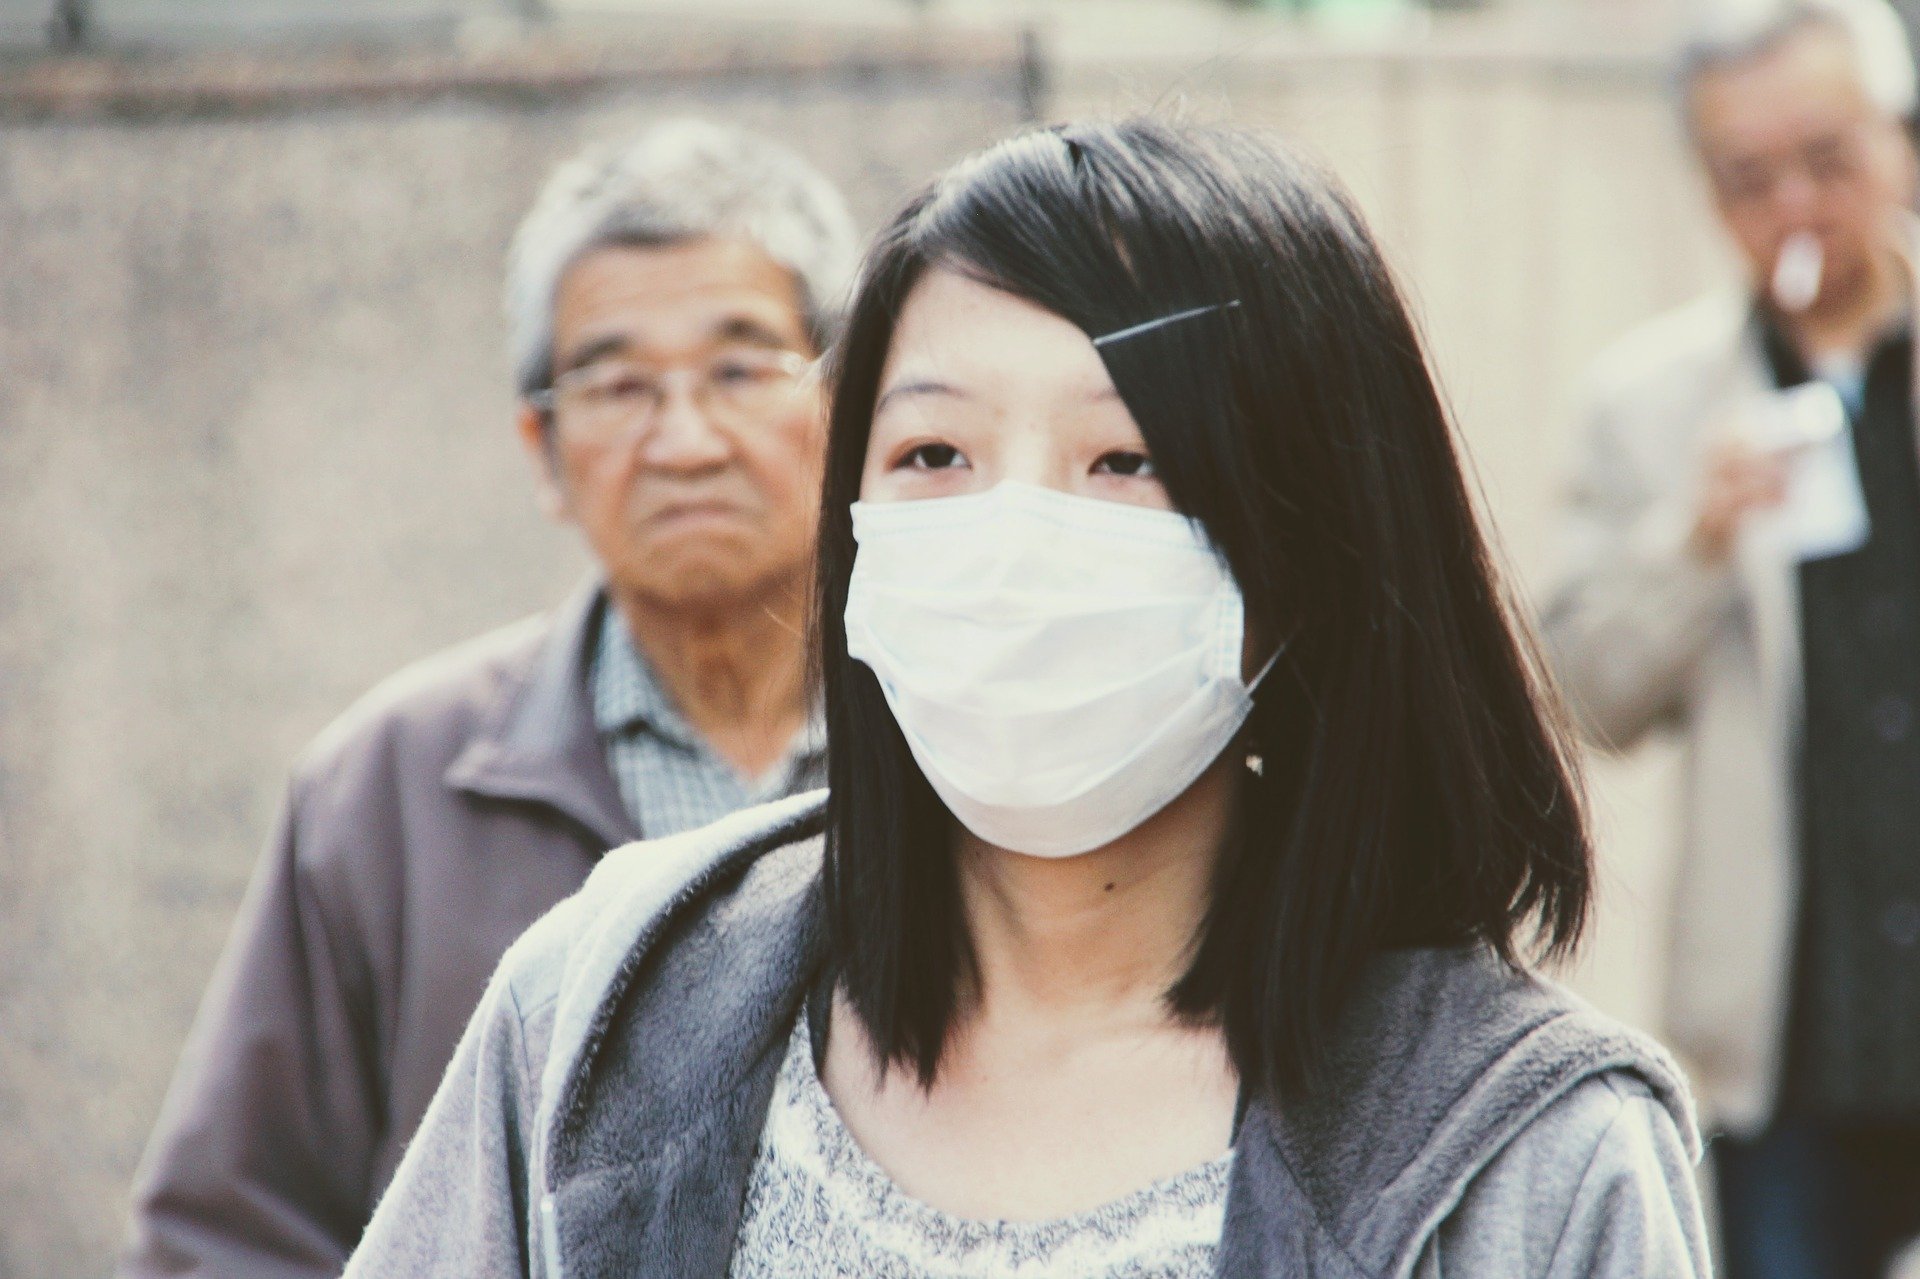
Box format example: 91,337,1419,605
344,791,1711,1278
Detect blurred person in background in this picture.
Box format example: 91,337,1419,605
1544,1,1920,1274
118,119,855,1278
343,117,1708,1279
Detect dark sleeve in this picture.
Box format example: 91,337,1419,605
120,775,388,1279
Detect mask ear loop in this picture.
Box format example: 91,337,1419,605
1242,635,1292,778
1246,641,1285,693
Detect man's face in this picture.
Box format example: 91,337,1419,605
520,239,824,614
1690,25,1916,310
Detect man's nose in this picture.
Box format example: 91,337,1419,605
1772,169,1821,222
638,380,732,472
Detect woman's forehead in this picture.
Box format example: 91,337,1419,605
879,268,1116,406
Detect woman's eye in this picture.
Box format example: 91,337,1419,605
898,443,967,471
1093,450,1156,478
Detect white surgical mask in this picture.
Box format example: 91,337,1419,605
844,480,1273,858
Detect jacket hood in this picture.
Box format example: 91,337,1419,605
1238,945,1700,1276
526,793,1697,1277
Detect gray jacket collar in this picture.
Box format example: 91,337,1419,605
534,795,1697,1278
443,580,639,850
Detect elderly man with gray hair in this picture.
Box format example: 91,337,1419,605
1544,1,1920,1275
119,120,855,1277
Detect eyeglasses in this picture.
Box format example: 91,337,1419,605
530,347,813,439
1707,124,1875,210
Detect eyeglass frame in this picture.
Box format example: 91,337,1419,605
1702,116,1890,211
526,346,817,437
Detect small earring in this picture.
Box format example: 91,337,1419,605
1245,753,1265,777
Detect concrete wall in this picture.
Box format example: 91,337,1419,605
0,28,1030,1276
1,15,1735,1277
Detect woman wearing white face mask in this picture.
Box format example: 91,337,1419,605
346,119,1710,1279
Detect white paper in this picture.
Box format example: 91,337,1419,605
1748,381,1870,562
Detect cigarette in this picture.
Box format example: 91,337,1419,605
1772,231,1823,313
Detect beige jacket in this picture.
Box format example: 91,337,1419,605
1543,288,1819,1137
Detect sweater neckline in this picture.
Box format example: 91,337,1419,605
779,1007,1235,1245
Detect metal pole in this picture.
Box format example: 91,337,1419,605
49,0,87,48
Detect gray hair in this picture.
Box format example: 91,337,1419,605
1678,0,1918,126
505,118,859,398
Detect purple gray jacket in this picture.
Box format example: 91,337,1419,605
122,584,639,1278
344,792,1713,1278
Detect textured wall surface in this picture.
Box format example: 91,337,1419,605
0,33,1027,1275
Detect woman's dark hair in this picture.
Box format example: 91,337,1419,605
814,117,1591,1102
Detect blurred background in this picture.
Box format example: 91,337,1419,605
5,0,1912,1273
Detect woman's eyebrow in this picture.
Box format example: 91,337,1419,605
875,379,968,415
